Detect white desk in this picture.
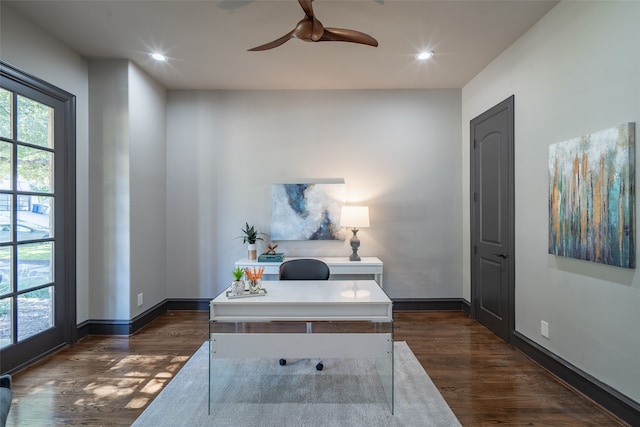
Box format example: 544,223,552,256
235,256,384,287
209,280,394,412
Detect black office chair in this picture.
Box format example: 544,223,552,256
278,258,330,281
278,258,330,370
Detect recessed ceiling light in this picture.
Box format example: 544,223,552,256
415,50,434,61
150,52,167,62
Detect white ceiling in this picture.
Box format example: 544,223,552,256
4,0,558,90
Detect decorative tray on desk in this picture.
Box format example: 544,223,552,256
225,289,268,299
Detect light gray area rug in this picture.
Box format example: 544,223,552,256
132,341,460,427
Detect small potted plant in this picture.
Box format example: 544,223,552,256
237,222,264,260
231,266,245,296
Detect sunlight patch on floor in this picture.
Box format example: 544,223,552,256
164,362,182,373
141,378,168,394
83,378,143,397
111,354,171,371
154,371,173,378
125,396,150,409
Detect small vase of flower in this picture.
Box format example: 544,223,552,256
237,222,264,261
245,267,264,294
231,267,245,296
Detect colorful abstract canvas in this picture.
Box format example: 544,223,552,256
549,123,635,268
271,183,346,241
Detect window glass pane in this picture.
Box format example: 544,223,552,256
17,145,53,193
17,194,30,212
17,95,53,148
18,287,53,341
16,222,50,242
17,242,53,291
0,195,12,244
0,247,12,295
17,196,53,241
0,297,13,348
0,88,11,139
0,194,9,213
0,141,11,190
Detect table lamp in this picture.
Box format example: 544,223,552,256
340,206,370,261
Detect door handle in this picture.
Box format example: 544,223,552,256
494,253,508,259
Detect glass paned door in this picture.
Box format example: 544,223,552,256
0,62,75,373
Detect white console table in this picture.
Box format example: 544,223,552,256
235,256,384,287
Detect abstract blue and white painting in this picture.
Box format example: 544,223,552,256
271,183,345,241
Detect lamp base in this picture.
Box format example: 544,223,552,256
349,228,361,261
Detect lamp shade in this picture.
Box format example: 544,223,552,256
340,206,370,228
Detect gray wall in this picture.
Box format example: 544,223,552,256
166,90,462,299
462,1,640,404
128,63,167,317
88,60,168,319
88,60,131,320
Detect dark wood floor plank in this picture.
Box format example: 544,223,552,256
393,311,626,426
5,310,626,426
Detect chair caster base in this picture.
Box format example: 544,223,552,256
278,359,323,370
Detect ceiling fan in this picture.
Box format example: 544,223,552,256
248,0,378,51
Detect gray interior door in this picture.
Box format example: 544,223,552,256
470,96,514,342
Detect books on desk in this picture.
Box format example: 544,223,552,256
258,253,285,262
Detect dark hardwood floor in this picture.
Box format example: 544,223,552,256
5,311,626,426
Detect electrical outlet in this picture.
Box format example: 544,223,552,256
137,293,143,307
541,320,549,339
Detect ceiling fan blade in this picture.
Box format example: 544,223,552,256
321,28,378,47
298,0,315,18
248,30,295,51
